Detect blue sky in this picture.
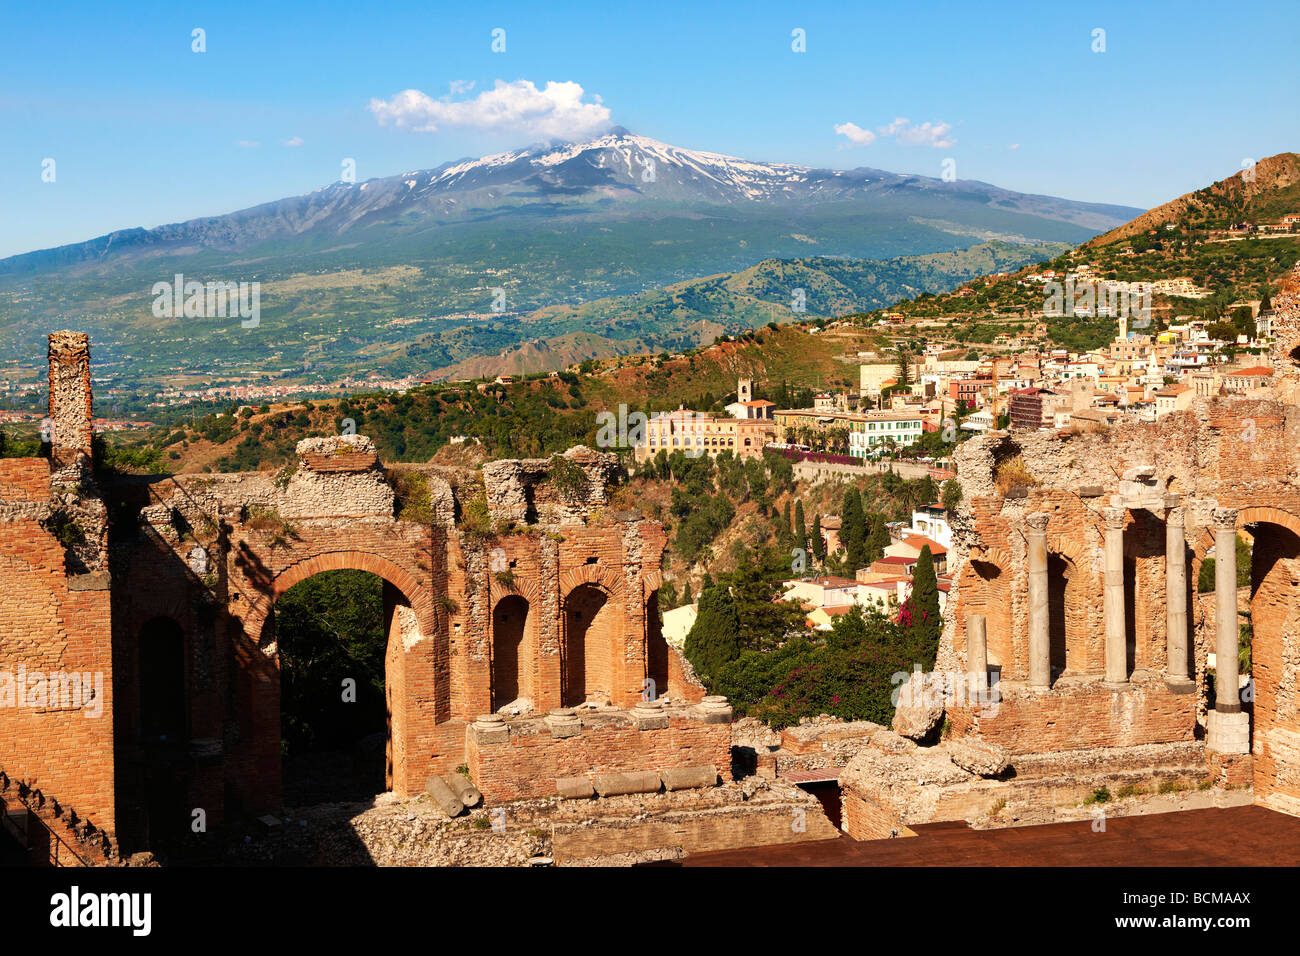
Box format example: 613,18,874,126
2,0,1298,258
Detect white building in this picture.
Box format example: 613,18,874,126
847,412,925,457
909,505,953,548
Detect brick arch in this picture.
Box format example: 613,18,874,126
642,569,662,595
957,548,1017,676
1192,506,1300,563
241,550,433,641
559,573,626,707
968,546,1013,571
489,573,541,608
557,561,627,600
1047,532,1089,568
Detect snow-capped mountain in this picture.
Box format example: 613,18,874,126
0,129,1141,277
421,128,819,202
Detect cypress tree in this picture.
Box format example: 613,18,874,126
908,545,942,665
683,585,741,682
865,512,890,564
811,513,826,561
794,500,807,554
841,488,866,570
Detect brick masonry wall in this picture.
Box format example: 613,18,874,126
4,335,694,852
0,517,116,850
950,677,1196,753
467,712,730,803
0,459,51,502
944,398,1300,809
842,790,915,840
110,467,673,835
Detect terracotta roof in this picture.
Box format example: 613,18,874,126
1228,367,1274,376
900,533,948,555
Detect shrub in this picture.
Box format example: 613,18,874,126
993,454,1039,495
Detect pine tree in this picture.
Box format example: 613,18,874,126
841,488,866,570
908,545,942,666
811,513,826,561
683,585,742,682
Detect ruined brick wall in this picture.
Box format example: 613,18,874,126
0,460,52,501
0,335,116,851
944,394,1300,810
0,506,116,850
5,334,690,852
448,516,668,716
47,331,93,478
466,709,731,803
948,676,1196,753
1247,546,1300,814
842,789,915,841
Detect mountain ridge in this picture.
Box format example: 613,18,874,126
2,130,1139,275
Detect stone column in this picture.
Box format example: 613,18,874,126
1207,507,1250,753
967,613,988,688
1213,508,1241,713
1102,507,1129,687
967,613,989,708
1026,512,1051,689
1164,501,1193,691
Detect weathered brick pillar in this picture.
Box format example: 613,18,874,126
1208,507,1250,753
47,330,94,474
1164,502,1194,691
1026,512,1051,689
1102,507,1130,687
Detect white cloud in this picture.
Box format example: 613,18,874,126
368,79,613,141
1008,143,1021,150
834,117,956,149
448,79,475,96
283,136,304,147
878,117,955,148
833,121,877,147
235,140,260,148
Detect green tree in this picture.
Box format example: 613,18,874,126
841,487,866,569
684,585,742,681
811,513,826,561
794,500,807,555
942,479,963,512
905,546,942,665
865,512,891,564
896,349,912,387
